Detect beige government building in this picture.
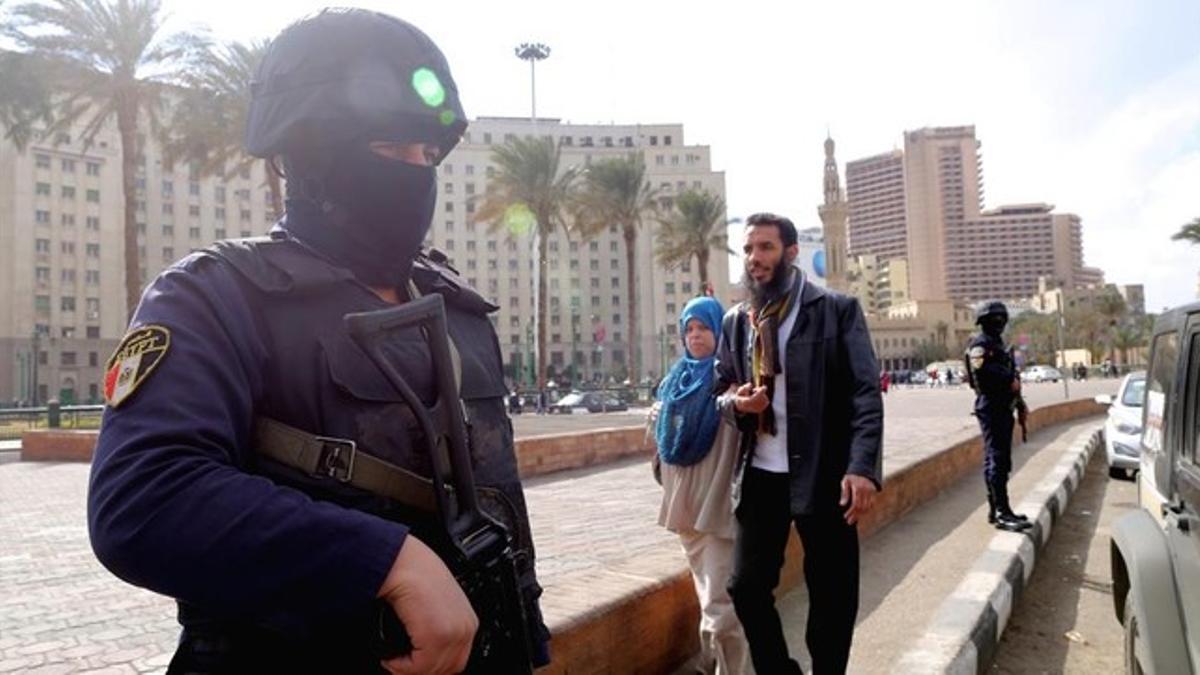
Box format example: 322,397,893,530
0,113,727,405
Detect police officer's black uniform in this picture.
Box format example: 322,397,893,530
88,9,549,672
964,301,1032,532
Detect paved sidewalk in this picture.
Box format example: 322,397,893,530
0,381,1114,672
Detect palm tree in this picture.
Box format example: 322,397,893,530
655,189,730,289
3,0,206,319
1111,324,1145,366
572,154,658,383
0,50,56,149
474,136,579,388
164,39,282,221
1172,217,1200,245
1094,290,1127,365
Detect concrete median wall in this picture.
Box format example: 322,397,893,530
540,397,1107,674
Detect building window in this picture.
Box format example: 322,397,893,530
86,189,100,202
162,203,173,215
35,154,51,169
60,241,75,255
36,182,51,196
215,207,226,220
35,267,50,283
86,162,100,176
35,238,50,253
86,270,99,284
35,210,51,224
214,228,226,239
86,216,99,230
215,187,226,202
665,282,675,294
162,247,174,261
61,158,75,172
240,210,251,222
61,214,75,227
61,296,76,312
86,243,100,257
162,224,174,236
60,351,76,366
87,326,100,338
189,205,200,217
189,226,200,239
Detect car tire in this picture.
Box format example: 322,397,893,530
1109,466,1126,480
1123,590,1146,675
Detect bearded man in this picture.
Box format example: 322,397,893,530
715,212,884,675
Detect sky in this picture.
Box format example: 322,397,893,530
158,0,1200,311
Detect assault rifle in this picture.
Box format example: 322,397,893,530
345,294,533,673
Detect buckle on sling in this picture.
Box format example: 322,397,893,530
315,437,356,483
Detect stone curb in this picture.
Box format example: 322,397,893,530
893,426,1104,674
541,399,1106,674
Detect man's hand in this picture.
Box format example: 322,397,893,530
733,382,770,414
1011,377,1021,393
840,474,878,526
378,535,477,675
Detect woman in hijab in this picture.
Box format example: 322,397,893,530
653,296,748,675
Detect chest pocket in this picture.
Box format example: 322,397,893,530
320,328,438,474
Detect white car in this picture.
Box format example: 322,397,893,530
1020,365,1062,383
1095,371,1146,479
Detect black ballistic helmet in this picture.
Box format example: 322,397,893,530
244,8,467,162
975,300,1009,325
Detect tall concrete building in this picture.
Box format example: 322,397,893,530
903,126,984,301
0,113,726,403
843,125,1103,304
817,136,849,293
845,149,906,261
417,117,729,387
946,203,1094,301
0,120,276,405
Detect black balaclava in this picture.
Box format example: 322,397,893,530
282,139,436,288
980,314,1007,338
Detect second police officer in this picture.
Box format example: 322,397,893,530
87,9,549,673
964,301,1033,533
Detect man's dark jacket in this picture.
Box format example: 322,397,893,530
716,271,884,516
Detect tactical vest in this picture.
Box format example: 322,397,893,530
182,232,547,664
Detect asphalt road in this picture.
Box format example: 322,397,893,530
990,449,1138,673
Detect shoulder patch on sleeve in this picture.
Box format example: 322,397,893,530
968,346,985,370
104,325,171,408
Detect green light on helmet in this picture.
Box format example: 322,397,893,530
411,67,446,108
439,109,457,126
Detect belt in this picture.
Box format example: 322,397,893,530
253,417,438,512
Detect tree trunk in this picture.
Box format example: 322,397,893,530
536,228,549,389
117,92,141,322
623,224,639,384
697,249,710,291
264,158,284,222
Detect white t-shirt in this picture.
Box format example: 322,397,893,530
751,288,801,473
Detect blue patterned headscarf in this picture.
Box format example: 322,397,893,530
656,296,724,466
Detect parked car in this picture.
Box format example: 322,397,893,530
549,391,628,414
1095,371,1147,479
1020,365,1062,383
1110,300,1200,674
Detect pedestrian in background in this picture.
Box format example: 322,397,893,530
652,295,748,675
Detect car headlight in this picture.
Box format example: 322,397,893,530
1113,442,1139,458
1116,422,1141,435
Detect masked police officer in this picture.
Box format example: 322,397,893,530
964,301,1032,533
88,9,549,674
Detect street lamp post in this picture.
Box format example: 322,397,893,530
514,42,550,391
31,329,41,406
514,43,550,126
1057,308,1070,400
